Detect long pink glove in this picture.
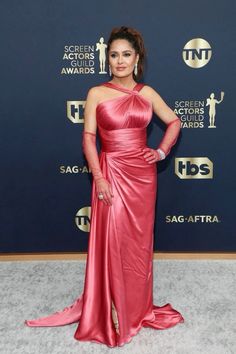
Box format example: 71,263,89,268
82,130,105,182
82,130,114,206
142,117,181,163
156,118,181,159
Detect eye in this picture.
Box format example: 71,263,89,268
110,53,131,58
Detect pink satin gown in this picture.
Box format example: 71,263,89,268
25,81,184,347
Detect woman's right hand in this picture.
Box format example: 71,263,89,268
95,178,114,206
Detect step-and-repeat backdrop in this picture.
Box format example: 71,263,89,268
1,1,235,253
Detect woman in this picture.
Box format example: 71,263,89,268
25,26,184,347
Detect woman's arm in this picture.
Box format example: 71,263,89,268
142,86,181,163
82,87,104,182
82,87,114,205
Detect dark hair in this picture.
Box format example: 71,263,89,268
106,26,146,81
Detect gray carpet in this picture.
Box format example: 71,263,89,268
0,260,235,354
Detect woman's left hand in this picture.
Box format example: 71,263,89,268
141,147,160,164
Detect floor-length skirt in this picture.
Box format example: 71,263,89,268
25,128,184,347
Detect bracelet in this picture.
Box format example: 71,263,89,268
156,148,166,160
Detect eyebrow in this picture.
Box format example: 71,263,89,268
109,50,133,53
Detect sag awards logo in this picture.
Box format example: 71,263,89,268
60,165,90,174
165,215,220,223
175,157,213,179
61,37,108,75
182,38,212,68
175,91,225,129
75,207,91,232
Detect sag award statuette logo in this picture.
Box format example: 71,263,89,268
206,91,225,128
96,37,107,74
61,36,108,75
174,90,225,129
182,38,212,68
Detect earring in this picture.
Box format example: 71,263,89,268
134,62,138,76
109,65,112,76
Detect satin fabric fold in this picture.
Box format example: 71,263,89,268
25,82,184,347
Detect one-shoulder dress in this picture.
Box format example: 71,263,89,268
25,81,184,348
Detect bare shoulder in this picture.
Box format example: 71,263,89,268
86,85,108,105
141,84,169,109
86,85,102,99
141,84,163,99
84,86,102,111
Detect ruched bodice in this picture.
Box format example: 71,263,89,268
96,81,153,155
98,127,147,152
96,81,153,130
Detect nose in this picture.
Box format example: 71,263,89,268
117,55,123,64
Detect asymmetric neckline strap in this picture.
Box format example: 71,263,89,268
100,81,144,94
96,81,151,110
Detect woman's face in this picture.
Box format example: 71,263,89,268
108,39,139,79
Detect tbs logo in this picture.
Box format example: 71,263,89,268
175,158,213,179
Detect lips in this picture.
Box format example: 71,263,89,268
116,67,126,70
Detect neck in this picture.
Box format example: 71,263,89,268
110,76,137,89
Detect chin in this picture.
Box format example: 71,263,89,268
113,72,130,78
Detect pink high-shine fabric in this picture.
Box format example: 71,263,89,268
25,81,184,347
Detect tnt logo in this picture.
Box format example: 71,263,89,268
182,38,212,68
175,158,213,179
75,206,91,232
67,100,85,123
